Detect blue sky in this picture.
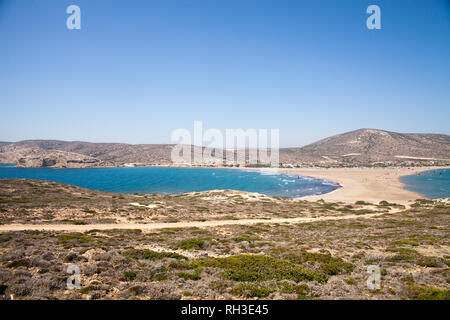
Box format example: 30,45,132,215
0,0,449,147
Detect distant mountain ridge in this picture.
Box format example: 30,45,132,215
0,129,449,168
281,129,450,166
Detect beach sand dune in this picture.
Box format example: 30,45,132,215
275,166,449,204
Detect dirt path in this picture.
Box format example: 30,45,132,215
0,212,388,233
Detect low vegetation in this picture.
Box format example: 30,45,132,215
0,179,448,300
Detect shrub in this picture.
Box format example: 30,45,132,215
176,238,207,250
279,282,311,299
168,260,192,270
234,237,253,243
231,283,273,298
417,256,441,268
57,233,93,243
122,249,187,261
355,201,372,205
415,199,434,205
154,273,169,281
209,281,227,292
379,200,390,206
64,253,77,262
177,272,201,281
395,239,419,246
129,285,142,295
270,249,355,276
386,247,421,262
0,284,7,295
6,259,29,269
123,271,137,281
79,285,97,294
408,285,450,300
191,254,329,283
402,274,415,285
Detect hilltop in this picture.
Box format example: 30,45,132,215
0,129,449,168
281,129,450,167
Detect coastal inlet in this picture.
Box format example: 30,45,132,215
0,165,340,198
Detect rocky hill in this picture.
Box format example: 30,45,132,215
10,140,175,166
0,145,105,168
0,129,449,168
281,129,450,167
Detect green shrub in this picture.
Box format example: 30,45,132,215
408,285,450,300
168,260,192,270
123,271,137,281
62,219,89,225
402,274,415,285
415,199,434,205
177,272,201,281
270,249,355,276
64,253,77,262
57,233,93,243
79,285,97,294
191,254,328,283
394,239,419,246
417,256,441,268
279,282,311,299
176,238,206,250
231,283,273,298
355,201,372,205
6,259,29,268
122,248,187,261
386,247,421,262
209,281,227,291
154,273,169,281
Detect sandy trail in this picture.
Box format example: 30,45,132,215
0,212,388,233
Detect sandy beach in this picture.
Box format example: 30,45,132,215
273,166,449,205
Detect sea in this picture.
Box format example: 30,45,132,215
0,164,340,198
400,169,450,199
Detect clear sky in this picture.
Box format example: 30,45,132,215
0,0,449,147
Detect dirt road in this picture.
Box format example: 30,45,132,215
0,212,388,233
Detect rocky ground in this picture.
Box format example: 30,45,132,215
0,179,448,300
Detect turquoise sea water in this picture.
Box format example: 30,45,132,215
400,169,450,199
0,165,340,198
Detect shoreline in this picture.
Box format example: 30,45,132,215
1,164,449,204
273,166,450,204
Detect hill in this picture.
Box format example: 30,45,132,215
280,129,450,167
0,129,449,168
